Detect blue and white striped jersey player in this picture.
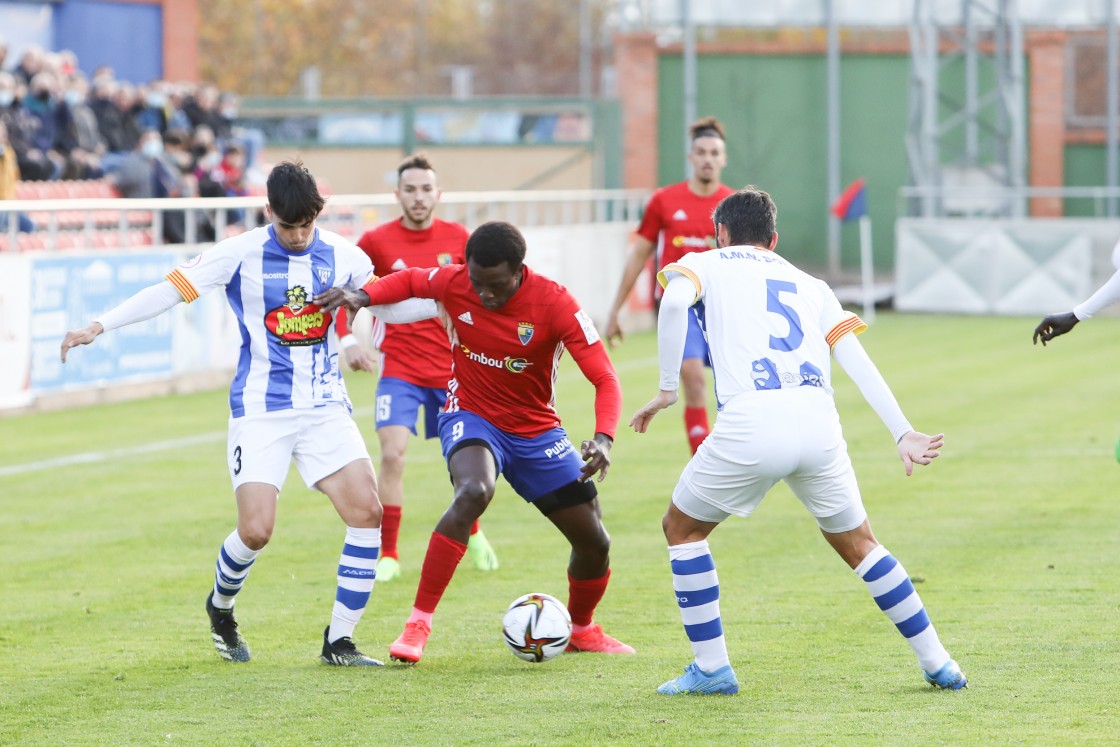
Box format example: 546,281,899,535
630,186,967,695
60,160,433,667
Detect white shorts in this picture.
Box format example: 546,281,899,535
227,406,371,492
672,387,867,533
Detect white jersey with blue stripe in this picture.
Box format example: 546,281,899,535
167,225,374,417
658,246,865,407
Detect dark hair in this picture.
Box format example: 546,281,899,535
465,221,526,270
266,160,325,224
711,186,777,247
689,116,725,142
398,152,435,180
163,129,189,147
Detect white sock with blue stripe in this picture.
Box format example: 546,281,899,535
212,530,259,609
669,539,730,673
328,526,380,643
855,544,950,673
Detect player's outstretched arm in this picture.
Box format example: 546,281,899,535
897,430,944,477
630,390,679,433
61,280,184,363
60,322,104,362
1032,312,1078,346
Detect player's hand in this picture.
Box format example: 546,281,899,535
897,430,943,477
579,433,613,483
314,287,371,314
604,313,624,348
436,302,459,347
629,390,679,433
1032,311,1078,346
60,322,104,363
341,344,377,373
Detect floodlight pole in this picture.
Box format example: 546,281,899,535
682,0,696,176
1109,0,1118,217
826,0,841,277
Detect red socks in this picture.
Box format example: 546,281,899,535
380,505,402,560
413,532,467,614
684,406,710,454
567,569,611,627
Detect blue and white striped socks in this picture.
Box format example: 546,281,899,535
212,530,259,609
328,526,380,643
855,544,950,673
668,540,729,673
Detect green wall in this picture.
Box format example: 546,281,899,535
1064,144,1106,217
658,53,911,273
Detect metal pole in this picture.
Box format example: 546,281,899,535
826,0,841,277
682,0,697,175
579,0,592,98
964,0,978,164
859,214,876,324
1109,0,1118,217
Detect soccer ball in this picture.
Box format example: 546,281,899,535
501,592,572,663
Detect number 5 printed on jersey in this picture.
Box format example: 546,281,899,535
766,279,803,352
751,280,805,391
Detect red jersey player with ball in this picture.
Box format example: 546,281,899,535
316,221,634,663
335,154,498,582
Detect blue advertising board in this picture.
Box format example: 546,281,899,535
30,252,177,392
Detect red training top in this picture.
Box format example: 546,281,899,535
636,181,736,269
362,265,621,439
336,218,467,389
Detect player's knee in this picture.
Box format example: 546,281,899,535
572,524,611,562
380,449,406,475
239,523,273,550
449,479,493,519
355,500,383,528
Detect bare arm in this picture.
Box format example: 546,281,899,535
604,234,656,347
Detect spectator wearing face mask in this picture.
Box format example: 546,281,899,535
110,129,191,243
136,81,169,134
59,76,105,179
0,72,52,181
22,71,67,180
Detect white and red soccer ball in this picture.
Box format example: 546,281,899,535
501,592,572,663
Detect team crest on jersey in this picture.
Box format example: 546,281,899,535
314,265,333,285
517,322,534,345
437,253,453,266
265,285,332,346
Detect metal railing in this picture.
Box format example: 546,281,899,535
0,189,650,252
898,185,1120,219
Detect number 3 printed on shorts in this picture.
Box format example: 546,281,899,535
766,279,804,352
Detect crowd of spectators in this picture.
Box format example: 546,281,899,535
0,37,265,240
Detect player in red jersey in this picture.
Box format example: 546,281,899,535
316,221,635,663
605,116,735,454
335,154,498,583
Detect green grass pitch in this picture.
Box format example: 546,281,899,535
2,313,1119,745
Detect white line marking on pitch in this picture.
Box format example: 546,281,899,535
0,359,660,478
0,431,226,477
